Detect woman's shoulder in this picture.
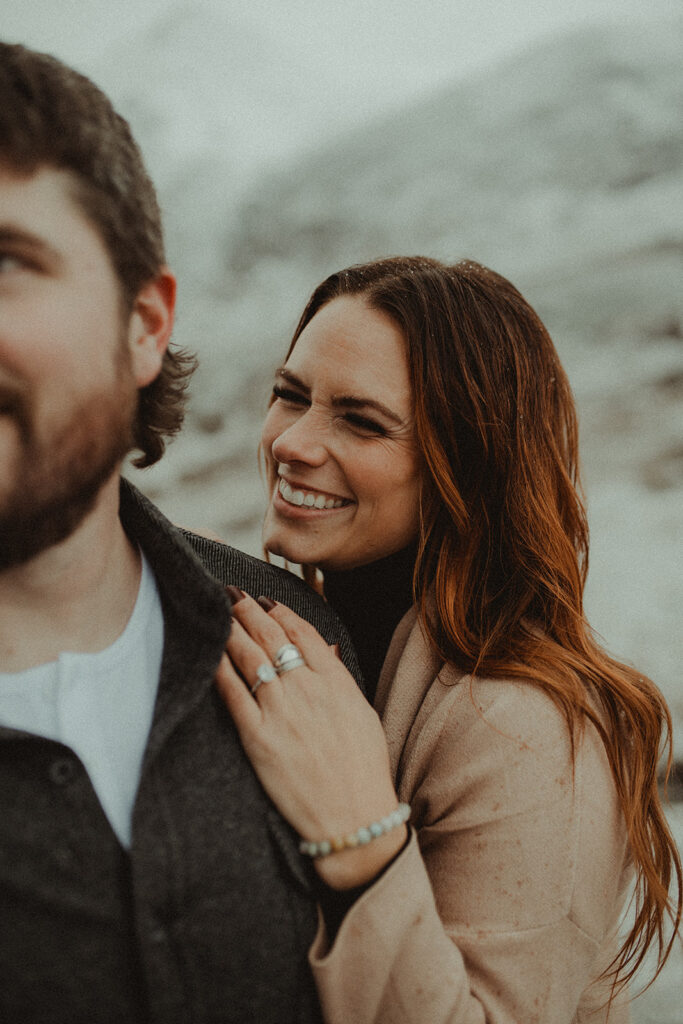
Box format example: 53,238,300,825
407,667,577,795
388,615,617,814
384,611,574,750
388,609,609,743
439,667,573,750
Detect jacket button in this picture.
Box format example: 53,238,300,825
49,758,77,785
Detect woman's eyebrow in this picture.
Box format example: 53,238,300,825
331,395,405,425
276,367,406,425
276,368,310,394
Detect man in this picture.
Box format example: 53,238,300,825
0,43,361,1023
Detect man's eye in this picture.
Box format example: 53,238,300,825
0,254,25,273
272,385,308,405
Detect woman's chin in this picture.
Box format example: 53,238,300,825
263,510,317,566
262,532,305,567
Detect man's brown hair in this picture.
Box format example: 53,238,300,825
0,41,196,466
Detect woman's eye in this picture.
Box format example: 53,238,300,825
272,384,308,406
344,413,386,436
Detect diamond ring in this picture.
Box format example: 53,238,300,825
250,662,277,695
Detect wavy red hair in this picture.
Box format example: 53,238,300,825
276,256,681,995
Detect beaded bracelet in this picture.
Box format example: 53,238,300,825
298,802,411,858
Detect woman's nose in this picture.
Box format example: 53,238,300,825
271,409,328,467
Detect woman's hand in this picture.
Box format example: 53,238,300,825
215,591,407,890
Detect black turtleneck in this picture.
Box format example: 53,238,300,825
322,543,417,705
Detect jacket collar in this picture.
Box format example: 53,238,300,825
119,478,232,766
120,480,316,893
376,605,466,782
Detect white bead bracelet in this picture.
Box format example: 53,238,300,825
298,803,411,858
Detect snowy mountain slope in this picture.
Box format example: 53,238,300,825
87,3,346,291
223,16,683,281
90,2,336,187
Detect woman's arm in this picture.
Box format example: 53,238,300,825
217,594,631,1023
309,675,631,1023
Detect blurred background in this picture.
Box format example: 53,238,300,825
2,1,681,1015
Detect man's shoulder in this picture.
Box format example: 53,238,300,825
118,482,363,687
181,530,363,686
122,480,309,603
182,529,311,602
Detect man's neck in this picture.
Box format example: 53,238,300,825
0,474,142,673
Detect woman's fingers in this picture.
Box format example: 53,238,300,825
255,599,338,674
215,652,261,733
229,591,333,675
224,618,286,703
223,591,354,723
227,590,290,657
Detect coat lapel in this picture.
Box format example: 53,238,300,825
376,607,467,787
376,609,441,780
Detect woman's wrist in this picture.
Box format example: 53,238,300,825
299,803,410,859
299,802,410,889
312,823,409,890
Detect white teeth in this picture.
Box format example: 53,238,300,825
278,477,345,510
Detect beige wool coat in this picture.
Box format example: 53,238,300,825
309,608,634,1023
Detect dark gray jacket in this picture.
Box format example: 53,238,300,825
0,480,363,1024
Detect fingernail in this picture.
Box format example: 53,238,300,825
226,585,247,604
332,643,341,660
256,596,277,611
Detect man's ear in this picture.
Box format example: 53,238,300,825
126,268,176,388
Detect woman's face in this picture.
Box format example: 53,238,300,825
261,295,421,571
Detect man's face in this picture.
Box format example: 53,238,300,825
0,165,140,570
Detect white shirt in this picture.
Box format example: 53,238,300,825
0,552,164,847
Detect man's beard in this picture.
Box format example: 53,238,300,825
0,351,138,572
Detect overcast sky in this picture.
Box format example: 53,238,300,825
2,0,680,125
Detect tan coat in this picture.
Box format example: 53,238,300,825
309,609,633,1023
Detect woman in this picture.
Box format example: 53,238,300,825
216,257,681,1022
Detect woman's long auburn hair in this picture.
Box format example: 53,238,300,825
278,255,681,994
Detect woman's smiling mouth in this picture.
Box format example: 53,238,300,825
277,476,350,510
